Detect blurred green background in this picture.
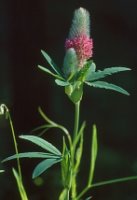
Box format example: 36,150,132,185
0,0,137,199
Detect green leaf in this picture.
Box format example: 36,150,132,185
55,79,70,86
61,137,68,185
19,135,61,156
69,81,83,103
32,158,61,179
91,175,137,188
85,81,130,96
77,61,92,82
41,50,63,77
73,121,86,148
12,168,28,200
59,188,68,200
61,137,71,187
0,170,4,173
2,152,60,163
89,62,96,72
38,65,62,79
85,61,96,79
65,84,73,96
75,130,84,172
88,125,98,186
86,67,131,81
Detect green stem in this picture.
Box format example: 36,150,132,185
76,175,137,200
73,102,80,141
8,112,22,181
1,104,28,200
76,186,89,200
71,101,80,199
67,189,70,200
38,107,72,149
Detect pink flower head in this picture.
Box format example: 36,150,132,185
65,34,93,68
65,8,93,68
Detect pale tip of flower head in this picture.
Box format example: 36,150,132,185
79,7,88,16
69,7,90,39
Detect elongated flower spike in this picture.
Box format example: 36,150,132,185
65,7,93,69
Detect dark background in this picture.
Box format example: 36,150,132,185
0,0,137,199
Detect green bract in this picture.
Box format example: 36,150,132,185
38,50,131,103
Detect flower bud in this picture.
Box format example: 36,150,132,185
63,48,78,77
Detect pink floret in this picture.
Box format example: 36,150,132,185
65,34,93,67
